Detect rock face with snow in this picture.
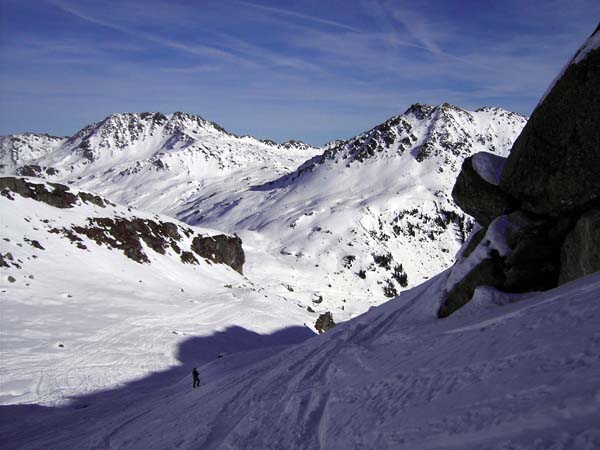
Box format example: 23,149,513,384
441,25,600,317
0,176,245,272
0,112,316,183
500,24,600,216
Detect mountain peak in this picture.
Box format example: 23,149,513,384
404,102,434,119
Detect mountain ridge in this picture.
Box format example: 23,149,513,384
0,103,527,318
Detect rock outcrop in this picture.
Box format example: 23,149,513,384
439,25,600,318
315,312,335,334
0,176,109,209
559,208,600,284
452,153,516,225
499,23,600,216
191,234,245,274
1,176,245,273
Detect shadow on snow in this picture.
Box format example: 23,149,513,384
0,325,316,445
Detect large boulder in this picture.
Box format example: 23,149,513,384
440,25,600,318
559,208,600,284
439,256,505,318
438,212,574,318
452,152,516,225
500,25,600,216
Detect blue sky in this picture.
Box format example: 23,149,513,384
0,0,598,145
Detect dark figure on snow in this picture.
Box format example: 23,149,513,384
192,367,200,388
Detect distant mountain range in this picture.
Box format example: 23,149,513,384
0,104,527,317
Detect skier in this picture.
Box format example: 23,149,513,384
192,367,200,388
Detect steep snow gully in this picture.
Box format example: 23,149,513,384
2,272,600,449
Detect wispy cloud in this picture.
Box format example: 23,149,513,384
232,0,360,32
4,0,600,143
160,65,223,74
46,0,256,66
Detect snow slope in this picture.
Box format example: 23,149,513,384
172,104,526,316
2,269,599,449
0,105,527,318
0,177,314,405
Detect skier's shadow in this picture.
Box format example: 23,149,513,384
0,325,316,445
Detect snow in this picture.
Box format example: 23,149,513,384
0,180,314,405
2,269,599,449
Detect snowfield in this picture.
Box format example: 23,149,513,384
0,180,314,406
2,270,599,449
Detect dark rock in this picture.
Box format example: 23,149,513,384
439,212,574,317
461,226,487,258
0,177,78,208
191,234,245,274
439,256,506,318
315,312,335,334
500,27,600,216
16,165,59,177
502,215,574,292
452,154,516,225
0,254,9,268
71,217,187,264
17,165,43,177
25,238,45,250
77,192,108,208
0,177,112,209
8,275,16,283
180,251,198,264
559,208,600,284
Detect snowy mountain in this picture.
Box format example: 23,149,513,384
0,105,527,318
169,103,526,315
0,133,66,175
2,111,317,181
